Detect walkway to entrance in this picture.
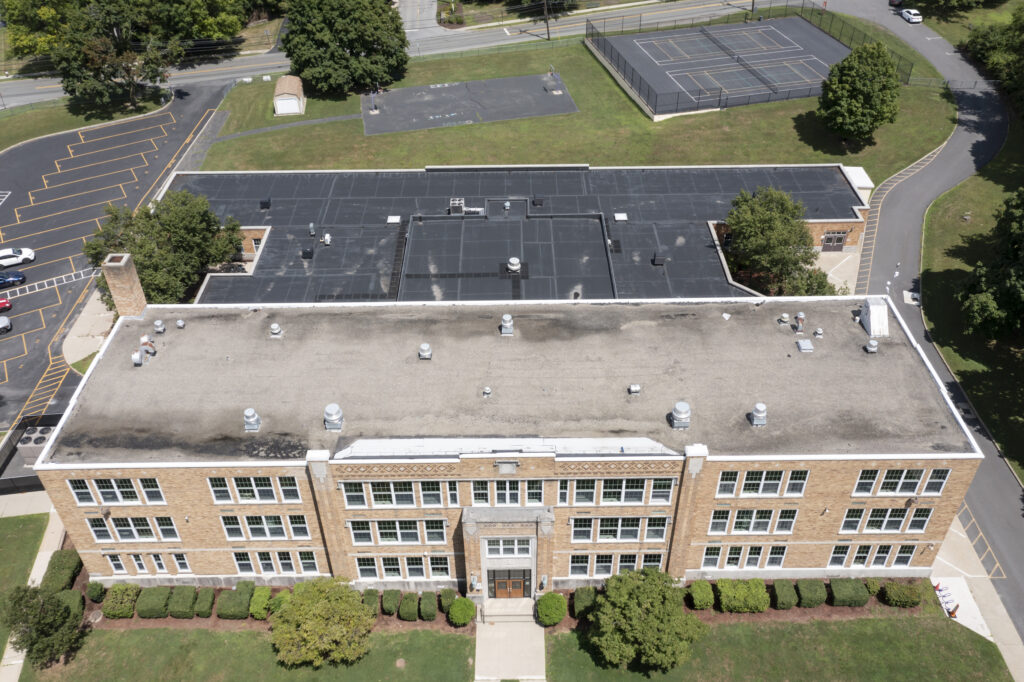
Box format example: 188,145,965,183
475,618,545,681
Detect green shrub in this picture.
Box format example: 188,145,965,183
536,592,567,626
236,580,255,601
714,579,770,613
250,586,273,620
830,578,870,607
688,580,714,610
216,587,252,620
86,581,106,603
447,597,476,627
881,581,921,608
420,591,437,621
136,587,171,618
55,589,84,625
381,589,401,615
573,586,597,620
102,584,141,619
772,580,797,610
168,586,197,619
268,589,292,616
865,577,882,596
398,593,419,621
796,580,827,608
362,589,379,616
439,588,457,614
39,550,82,594
194,587,216,618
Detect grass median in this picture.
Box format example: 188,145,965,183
0,514,50,652
920,0,1024,47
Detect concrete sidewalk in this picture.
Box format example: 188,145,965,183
475,620,545,681
60,288,115,370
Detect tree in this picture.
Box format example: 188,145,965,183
0,587,84,669
818,42,900,142
0,0,77,57
589,568,707,673
283,0,409,95
959,188,1024,336
84,190,242,306
926,0,983,15
966,6,1024,113
724,187,836,296
269,577,375,668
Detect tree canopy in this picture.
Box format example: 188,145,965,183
0,586,84,668
725,187,836,296
283,0,409,95
818,42,901,142
959,188,1024,336
84,190,242,306
270,577,376,667
966,5,1024,113
589,568,707,673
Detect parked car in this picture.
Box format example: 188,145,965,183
0,298,10,313
0,271,26,289
900,8,923,22
0,317,10,334
0,248,34,268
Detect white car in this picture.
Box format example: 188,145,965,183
0,248,34,268
901,8,923,23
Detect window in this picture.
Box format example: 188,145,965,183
646,517,667,541
279,476,300,502
726,546,742,567
618,554,637,573
289,515,310,539
642,553,662,569
872,545,892,566
752,510,773,533
786,471,808,496
377,521,399,543
893,545,916,567
495,480,520,505
252,238,262,250
234,476,275,502
852,545,871,566
733,510,753,533
651,479,672,503
406,557,425,578
247,515,285,539
430,556,450,577
382,557,401,577
425,519,445,543
709,510,730,534
908,508,932,532
558,480,569,505
357,557,378,579
865,508,907,532
112,517,153,540
222,516,244,539
258,552,275,573
447,481,459,506
234,552,254,573
129,555,147,576
96,478,138,503
398,520,419,543
527,480,543,504
599,517,640,541
487,538,530,556
829,545,850,567
420,481,442,506
151,554,166,573
602,478,644,503
745,546,762,568
570,555,589,576
371,481,414,506
473,481,490,505
575,479,595,504
925,469,950,495
107,554,126,573
702,547,721,568
173,553,190,572
88,518,112,541
595,554,613,576
69,479,95,504
278,552,295,573
343,483,366,507
766,546,787,567
573,518,593,541
140,478,164,503
841,509,864,532
209,477,231,502
775,509,797,534
155,517,178,540
717,472,738,496
879,469,922,495
743,471,782,495
299,551,318,573
854,470,878,495
351,521,372,544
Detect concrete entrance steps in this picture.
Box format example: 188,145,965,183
481,597,534,623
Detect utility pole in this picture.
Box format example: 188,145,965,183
544,0,551,40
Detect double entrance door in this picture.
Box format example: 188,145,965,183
488,569,532,599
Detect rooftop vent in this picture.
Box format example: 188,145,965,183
387,215,401,225
813,327,823,338
865,339,879,354
670,401,691,429
500,314,514,336
269,323,283,338
243,408,261,432
418,343,432,360
750,402,768,427
507,257,522,273
778,313,790,326
449,198,465,216
532,196,544,207
628,384,642,395
259,197,271,210
614,212,628,222
323,403,344,431
153,320,166,334
308,223,316,237
797,339,814,353
861,297,890,337
795,312,806,333
176,319,186,330
482,386,492,398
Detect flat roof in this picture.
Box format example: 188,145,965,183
163,165,866,304
40,298,974,466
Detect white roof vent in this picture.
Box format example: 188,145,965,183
176,319,186,330
449,198,465,215
627,384,641,395
131,350,142,367
860,297,889,337
154,320,166,334
670,401,691,429
323,403,344,431
797,339,814,353
778,313,790,326
507,257,521,273
482,386,492,398
865,339,879,354
751,402,767,427
387,215,401,225
795,312,806,333
500,314,514,336
613,212,628,222
269,323,283,338
813,327,823,338
418,343,432,360
243,408,262,432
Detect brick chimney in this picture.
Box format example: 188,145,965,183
101,253,146,317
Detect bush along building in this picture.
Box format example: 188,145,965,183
33,289,981,613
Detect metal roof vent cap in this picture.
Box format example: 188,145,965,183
269,323,283,338
500,314,514,336
131,350,143,367
778,313,790,326
751,402,768,427
176,319,186,330
813,327,823,338
865,339,879,354
795,312,806,333
482,386,492,398
628,384,641,395
670,401,691,429
418,343,432,360
507,257,521,273
154,320,166,334
243,408,262,432
323,403,344,431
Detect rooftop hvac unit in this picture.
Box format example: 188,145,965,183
449,198,465,215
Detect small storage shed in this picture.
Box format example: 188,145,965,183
273,76,306,116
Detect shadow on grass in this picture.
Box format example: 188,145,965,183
792,110,875,156
561,628,678,679
64,86,167,121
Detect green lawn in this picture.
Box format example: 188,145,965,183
217,77,362,137
547,617,1010,681
921,0,1024,47
70,352,98,376
921,110,1024,477
21,630,474,682
237,17,284,52
0,514,50,653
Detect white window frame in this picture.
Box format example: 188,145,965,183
68,479,96,505
702,546,721,568
430,556,450,577
864,508,908,533
785,470,808,496
398,520,419,543
598,517,640,541
841,509,864,533
487,538,530,557
88,517,112,541
278,476,301,502
526,480,543,505
278,551,296,573
651,478,673,503
406,556,425,578
112,517,154,541
765,545,786,567
642,553,662,570
95,478,140,504
473,481,490,506
878,469,923,495
572,518,593,542
129,554,147,574
853,470,878,496
377,521,399,543
569,555,589,576
234,551,255,574
871,545,892,567
601,478,645,504
852,545,871,567
289,515,310,539
774,509,797,534
709,510,730,534
342,482,367,508
350,520,373,545
247,515,286,539
371,481,414,506
235,476,276,503
741,471,783,496
420,481,443,507
594,554,613,576
106,554,126,574
151,553,167,573
893,545,916,567
558,480,569,505
425,519,445,543
924,469,950,495
745,546,762,568
139,478,164,504
381,556,402,578
645,517,667,541
829,545,850,567
447,481,459,506
257,551,275,573
357,557,378,579
173,553,191,573
725,546,742,567
495,480,520,506
751,510,773,533
299,551,318,573
155,516,178,540
574,479,595,504
907,508,932,532
209,477,232,503
618,554,637,573
222,516,244,540
717,472,738,497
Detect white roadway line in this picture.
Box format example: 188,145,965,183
934,555,988,579
826,254,852,276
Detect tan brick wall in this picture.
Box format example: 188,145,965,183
240,228,268,256
100,253,146,317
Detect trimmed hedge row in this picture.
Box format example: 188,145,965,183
536,592,567,626
136,587,171,618
830,579,870,607
363,589,380,617
573,586,597,621
40,550,83,594
882,581,921,608
168,586,197,619
773,580,797,610
865,577,882,596
382,589,401,616
440,588,457,614
102,584,141,619
714,579,769,613
250,586,272,620
420,591,437,621
688,580,714,610
269,589,292,616
86,581,106,604
448,597,475,627
216,581,254,620
398,593,419,621
195,587,216,618
796,580,827,608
